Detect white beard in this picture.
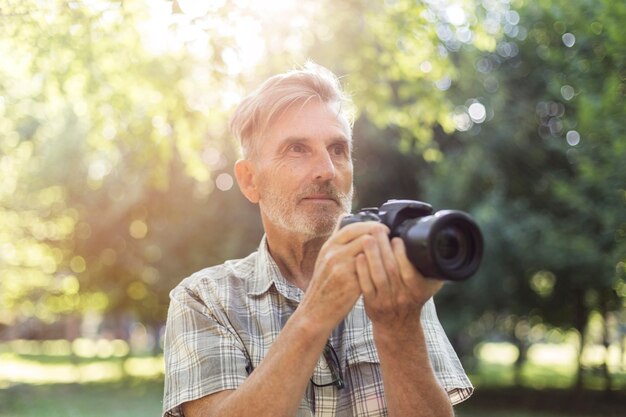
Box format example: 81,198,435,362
260,181,353,237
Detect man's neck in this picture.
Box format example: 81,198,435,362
264,228,329,291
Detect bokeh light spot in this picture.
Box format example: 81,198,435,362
562,33,575,47
129,220,148,239
216,173,234,191
127,281,148,301
62,275,80,295
452,107,472,131
70,256,86,273
445,5,466,26
468,102,487,123
505,10,520,25
435,76,452,91
560,85,575,101
530,270,557,297
566,130,581,146
420,61,433,73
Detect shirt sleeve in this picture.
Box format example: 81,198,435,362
162,282,249,417
421,298,474,405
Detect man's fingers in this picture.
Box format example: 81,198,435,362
332,221,389,245
356,253,375,297
362,234,391,298
374,229,400,280
391,238,417,283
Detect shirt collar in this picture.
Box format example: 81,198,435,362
246,234,305,302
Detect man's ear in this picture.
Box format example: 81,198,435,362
234,159,260,203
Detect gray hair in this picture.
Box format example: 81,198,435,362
230,62,355,159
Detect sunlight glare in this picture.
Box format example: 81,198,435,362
477,342,519,365
124,356,165,378
528,343,577,366
141,0,302,74
140,1,177,55
236,0,299,15
445,4,466,26
178,0,225,17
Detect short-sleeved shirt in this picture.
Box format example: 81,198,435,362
163,236,473,417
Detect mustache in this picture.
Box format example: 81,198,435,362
298,183,343,202
297,183,353,211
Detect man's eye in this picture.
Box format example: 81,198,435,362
289,144,306,153
331,144,347,155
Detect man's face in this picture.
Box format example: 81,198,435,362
253,99,354,238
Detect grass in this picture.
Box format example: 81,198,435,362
1,340,625,417
0,379,164,417
1,380,625,417
470,362,626,391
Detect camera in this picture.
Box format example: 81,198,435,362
340,199,483,281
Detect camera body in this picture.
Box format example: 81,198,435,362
340,199,483,281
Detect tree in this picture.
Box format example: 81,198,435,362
0,0,255,335
1,0,505,335
422,0,626,390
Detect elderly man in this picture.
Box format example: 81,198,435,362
162,63,473,417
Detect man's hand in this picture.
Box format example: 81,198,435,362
298,222,386,334
353,225,453,417
355,226,444,330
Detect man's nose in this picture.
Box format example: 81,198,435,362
312,150,336,182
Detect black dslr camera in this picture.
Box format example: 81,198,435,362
340,199,483,281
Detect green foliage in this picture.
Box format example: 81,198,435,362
422,0,626,374
316,0,510,160
0,0,258,328
0,0,506,330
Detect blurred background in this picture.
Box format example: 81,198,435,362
0,0,624,416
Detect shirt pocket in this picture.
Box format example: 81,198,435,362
345,337,386,415
346,337,380,366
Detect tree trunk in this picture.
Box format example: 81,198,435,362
513,339,528,387
512,317,528,387
573,288,587,391
600,291,613,397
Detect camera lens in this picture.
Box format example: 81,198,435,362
434,224,469,269
399,210,483,281
435,227,462,259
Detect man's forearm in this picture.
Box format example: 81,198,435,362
183,310,328,417
374,319,454,417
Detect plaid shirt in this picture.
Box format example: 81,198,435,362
163,236,473,417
